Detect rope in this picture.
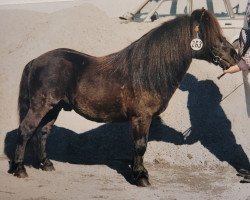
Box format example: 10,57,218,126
181,82,244,138
221,82,244,102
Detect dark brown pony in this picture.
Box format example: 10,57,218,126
9,9,238,186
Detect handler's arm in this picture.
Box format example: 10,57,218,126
224,64,241,74
224,57,250,74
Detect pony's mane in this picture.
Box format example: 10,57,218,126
98,9,223,94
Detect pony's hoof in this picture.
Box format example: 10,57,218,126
8,161,28,178
42,164,55,171
133,169,150,187
240,175,250,183
14,169,28,178
136,177,151,187
41,159,55,171
238,169,250,177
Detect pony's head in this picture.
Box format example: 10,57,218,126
191,8,238,70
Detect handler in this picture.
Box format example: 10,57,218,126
224,1,250,182
224,2,250,74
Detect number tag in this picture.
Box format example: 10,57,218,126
190,38,203,51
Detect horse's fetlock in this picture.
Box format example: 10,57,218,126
133,170,145,179
132,165,148,179
8,161,28,178
135,143,147,156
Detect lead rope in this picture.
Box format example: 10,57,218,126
182,82,244,140
183,7,243,139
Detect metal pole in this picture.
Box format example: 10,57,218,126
144,0,166,22
119,0,151,20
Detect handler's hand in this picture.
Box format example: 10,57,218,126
224,65,241,74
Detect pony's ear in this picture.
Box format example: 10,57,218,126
191,8,206,22
190,9,202,35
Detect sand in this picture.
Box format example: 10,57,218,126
0,0,250,199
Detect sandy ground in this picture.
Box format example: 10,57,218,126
0,0,250,199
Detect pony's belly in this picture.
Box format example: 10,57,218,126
72,98,127,123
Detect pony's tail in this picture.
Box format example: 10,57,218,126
18,60,33,123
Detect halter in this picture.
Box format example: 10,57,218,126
210,48,223,64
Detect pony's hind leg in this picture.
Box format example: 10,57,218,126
37,106,61,171
8,104,55,178
38,122,56,171
131,115,152,187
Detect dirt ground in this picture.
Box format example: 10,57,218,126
0,157,248,200
0,1,250,199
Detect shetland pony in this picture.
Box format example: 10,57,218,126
9,9,238,186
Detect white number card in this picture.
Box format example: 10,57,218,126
190,38,203,51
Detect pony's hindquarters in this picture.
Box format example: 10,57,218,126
9,53,69,177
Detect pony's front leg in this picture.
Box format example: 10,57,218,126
131,115,152,187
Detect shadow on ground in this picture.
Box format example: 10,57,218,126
4,73,250,184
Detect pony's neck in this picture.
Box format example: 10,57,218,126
103,16,193,94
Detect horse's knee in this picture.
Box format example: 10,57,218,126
134,137,147,156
